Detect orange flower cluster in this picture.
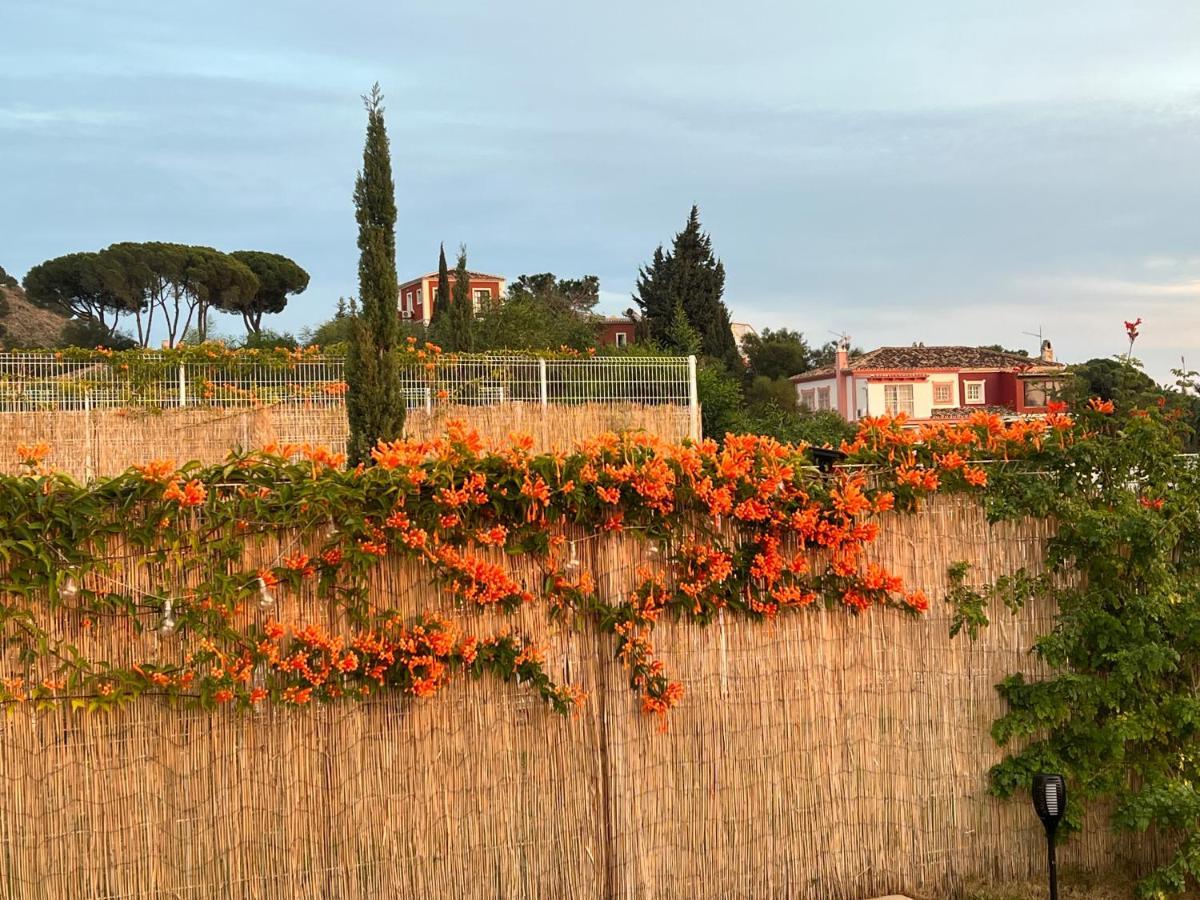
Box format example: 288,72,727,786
163,478,207,507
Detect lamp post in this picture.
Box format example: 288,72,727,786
1032,774,1066,900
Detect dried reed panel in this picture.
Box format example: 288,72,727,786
0,402,691,480
0,499,1144,899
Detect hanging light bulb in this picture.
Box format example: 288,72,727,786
564,542,580,573
60,574,80,602
159,599,177,636
647,541,661,559
326,516,339,538
256,576,276,610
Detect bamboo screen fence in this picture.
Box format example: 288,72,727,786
0,402,693,479
0,499,1148,899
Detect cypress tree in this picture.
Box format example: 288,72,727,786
445,245,475,352
632,205,741,370
345,83,405,465
429,242,451,327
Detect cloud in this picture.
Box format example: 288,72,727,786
0,106,130,130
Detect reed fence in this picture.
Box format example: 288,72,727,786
0,499,1148,899
0,352,698,478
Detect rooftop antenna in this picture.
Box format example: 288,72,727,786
1023,326,1044,352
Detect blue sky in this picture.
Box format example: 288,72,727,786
3,1,1200,379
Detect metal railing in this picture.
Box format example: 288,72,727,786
0,352,699,435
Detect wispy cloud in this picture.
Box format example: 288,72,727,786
0,106,130,130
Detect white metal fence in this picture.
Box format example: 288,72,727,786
0,352,699,435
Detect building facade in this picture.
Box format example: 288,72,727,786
790,341,1066,423
398,271,507,325
596,316,636,347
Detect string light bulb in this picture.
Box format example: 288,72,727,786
159,599,177,636
564,542,580,573
60,574,79,602
326,517,339,538
647,541,661,559
256,576,276,610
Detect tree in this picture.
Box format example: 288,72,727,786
23,252,131,340
664,300,701,355
471,292,598,352
0,264,17,288
429,243,451,328
345,83,405,466
186,246,259,342
982,344,1029,357
225,251,310,334
507,273,599,314
447,246,475,351
1067,357,1160,405
303,297,359,347
632,205,740,370
90,242,259,347
811,339,863,369
741,328,812,379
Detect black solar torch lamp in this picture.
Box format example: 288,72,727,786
1032,774,1066,900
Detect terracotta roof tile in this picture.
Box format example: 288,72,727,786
791,345,1064,381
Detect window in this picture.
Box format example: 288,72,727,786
800,389,816,410
615,331,628,347
933,382,953,405
816,387,831,411
964,381,985,404
472,288,492,309
404,291,413,317
1022,379,1062,408
883,384,915,416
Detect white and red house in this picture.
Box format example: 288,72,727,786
789,341,1067,423
398,270,507,325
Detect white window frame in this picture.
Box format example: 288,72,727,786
932,381,953,405
615,331,628,347
964,380,985,404
883,383,915,416
404,291,414,316
473,288,492,307
800,389,816,410
816,386,831,411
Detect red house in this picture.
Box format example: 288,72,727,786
398,270,507,325
789,341,1067,423
597,315,636,347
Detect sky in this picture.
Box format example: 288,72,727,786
3,0,1200,380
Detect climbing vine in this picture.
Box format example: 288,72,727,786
8,391,1200,892
849,398,1200,898
0,423,940,728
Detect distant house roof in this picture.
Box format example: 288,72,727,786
597,315,635,325
399,271,507,287
790,345,1066,382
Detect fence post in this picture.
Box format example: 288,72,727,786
539,358,548,407
178,365,187,408
687,355,700,441
83,390,95,482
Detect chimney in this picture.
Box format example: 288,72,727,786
835,336,850,372
1040,339,1054,363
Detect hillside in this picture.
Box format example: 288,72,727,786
0,283,69,349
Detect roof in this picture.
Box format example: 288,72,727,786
597,315,634,325
790,345,1065,382
399,271,507,287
